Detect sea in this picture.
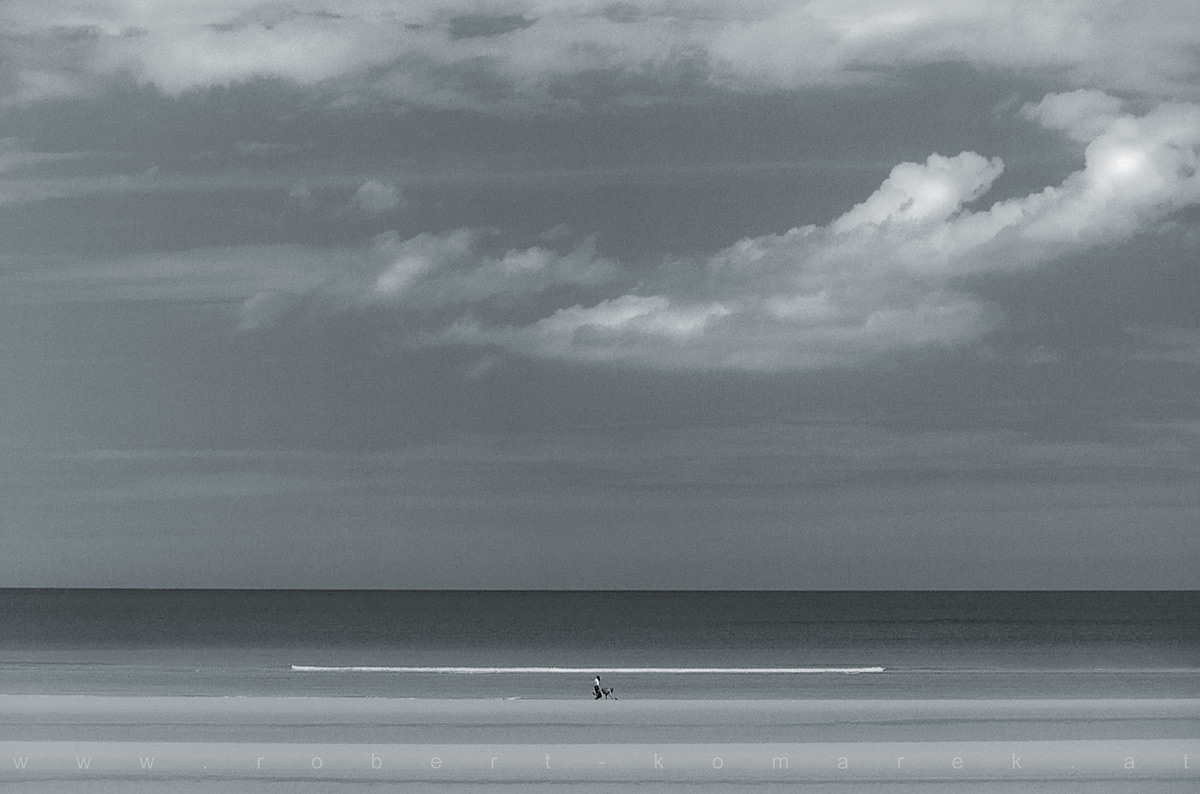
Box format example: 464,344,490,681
0,590,1196,700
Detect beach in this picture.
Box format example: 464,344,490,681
1,591,1197,791
4,692,1200,742
1,694,1199,792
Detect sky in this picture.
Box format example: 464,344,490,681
2,0,1199,588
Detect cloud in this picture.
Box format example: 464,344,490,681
236,228,627,332
0,139,100,204
363,229,626,312
236,289,307,333
369,229,477,299
42,419,1199,508
1019,89,1127,143
831,152,1004,233
1014,95,1200,243
1125,326,1200,364
234,140,302,158
1,219,627,339
286,182,316,207
444,295,736,366
0,138,84,173
2,2,1198,108
0,155,349,208
436,92,1200,369
708,0,1200,97
5,244,354,305
18,89,1196,375
350,179,403,213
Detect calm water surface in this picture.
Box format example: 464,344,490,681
0,591,1196,698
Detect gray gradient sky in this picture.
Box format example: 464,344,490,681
2,1,1199,588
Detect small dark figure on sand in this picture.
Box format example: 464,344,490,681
593,675,616,699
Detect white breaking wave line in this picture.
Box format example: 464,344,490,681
290,665,885,674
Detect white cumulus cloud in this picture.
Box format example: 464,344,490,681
437,92,1200,369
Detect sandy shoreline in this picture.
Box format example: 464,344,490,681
0,696,1197,791
2,694,1198,741
4,693,1200,721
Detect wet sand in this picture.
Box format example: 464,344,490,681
0,695,1197,792
3,693,1200,738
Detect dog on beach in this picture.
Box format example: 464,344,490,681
592,675,616,699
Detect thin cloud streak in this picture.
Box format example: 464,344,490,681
28,421,1200,505
10,423,1196,587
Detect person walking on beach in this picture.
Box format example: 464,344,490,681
593,675,615,699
